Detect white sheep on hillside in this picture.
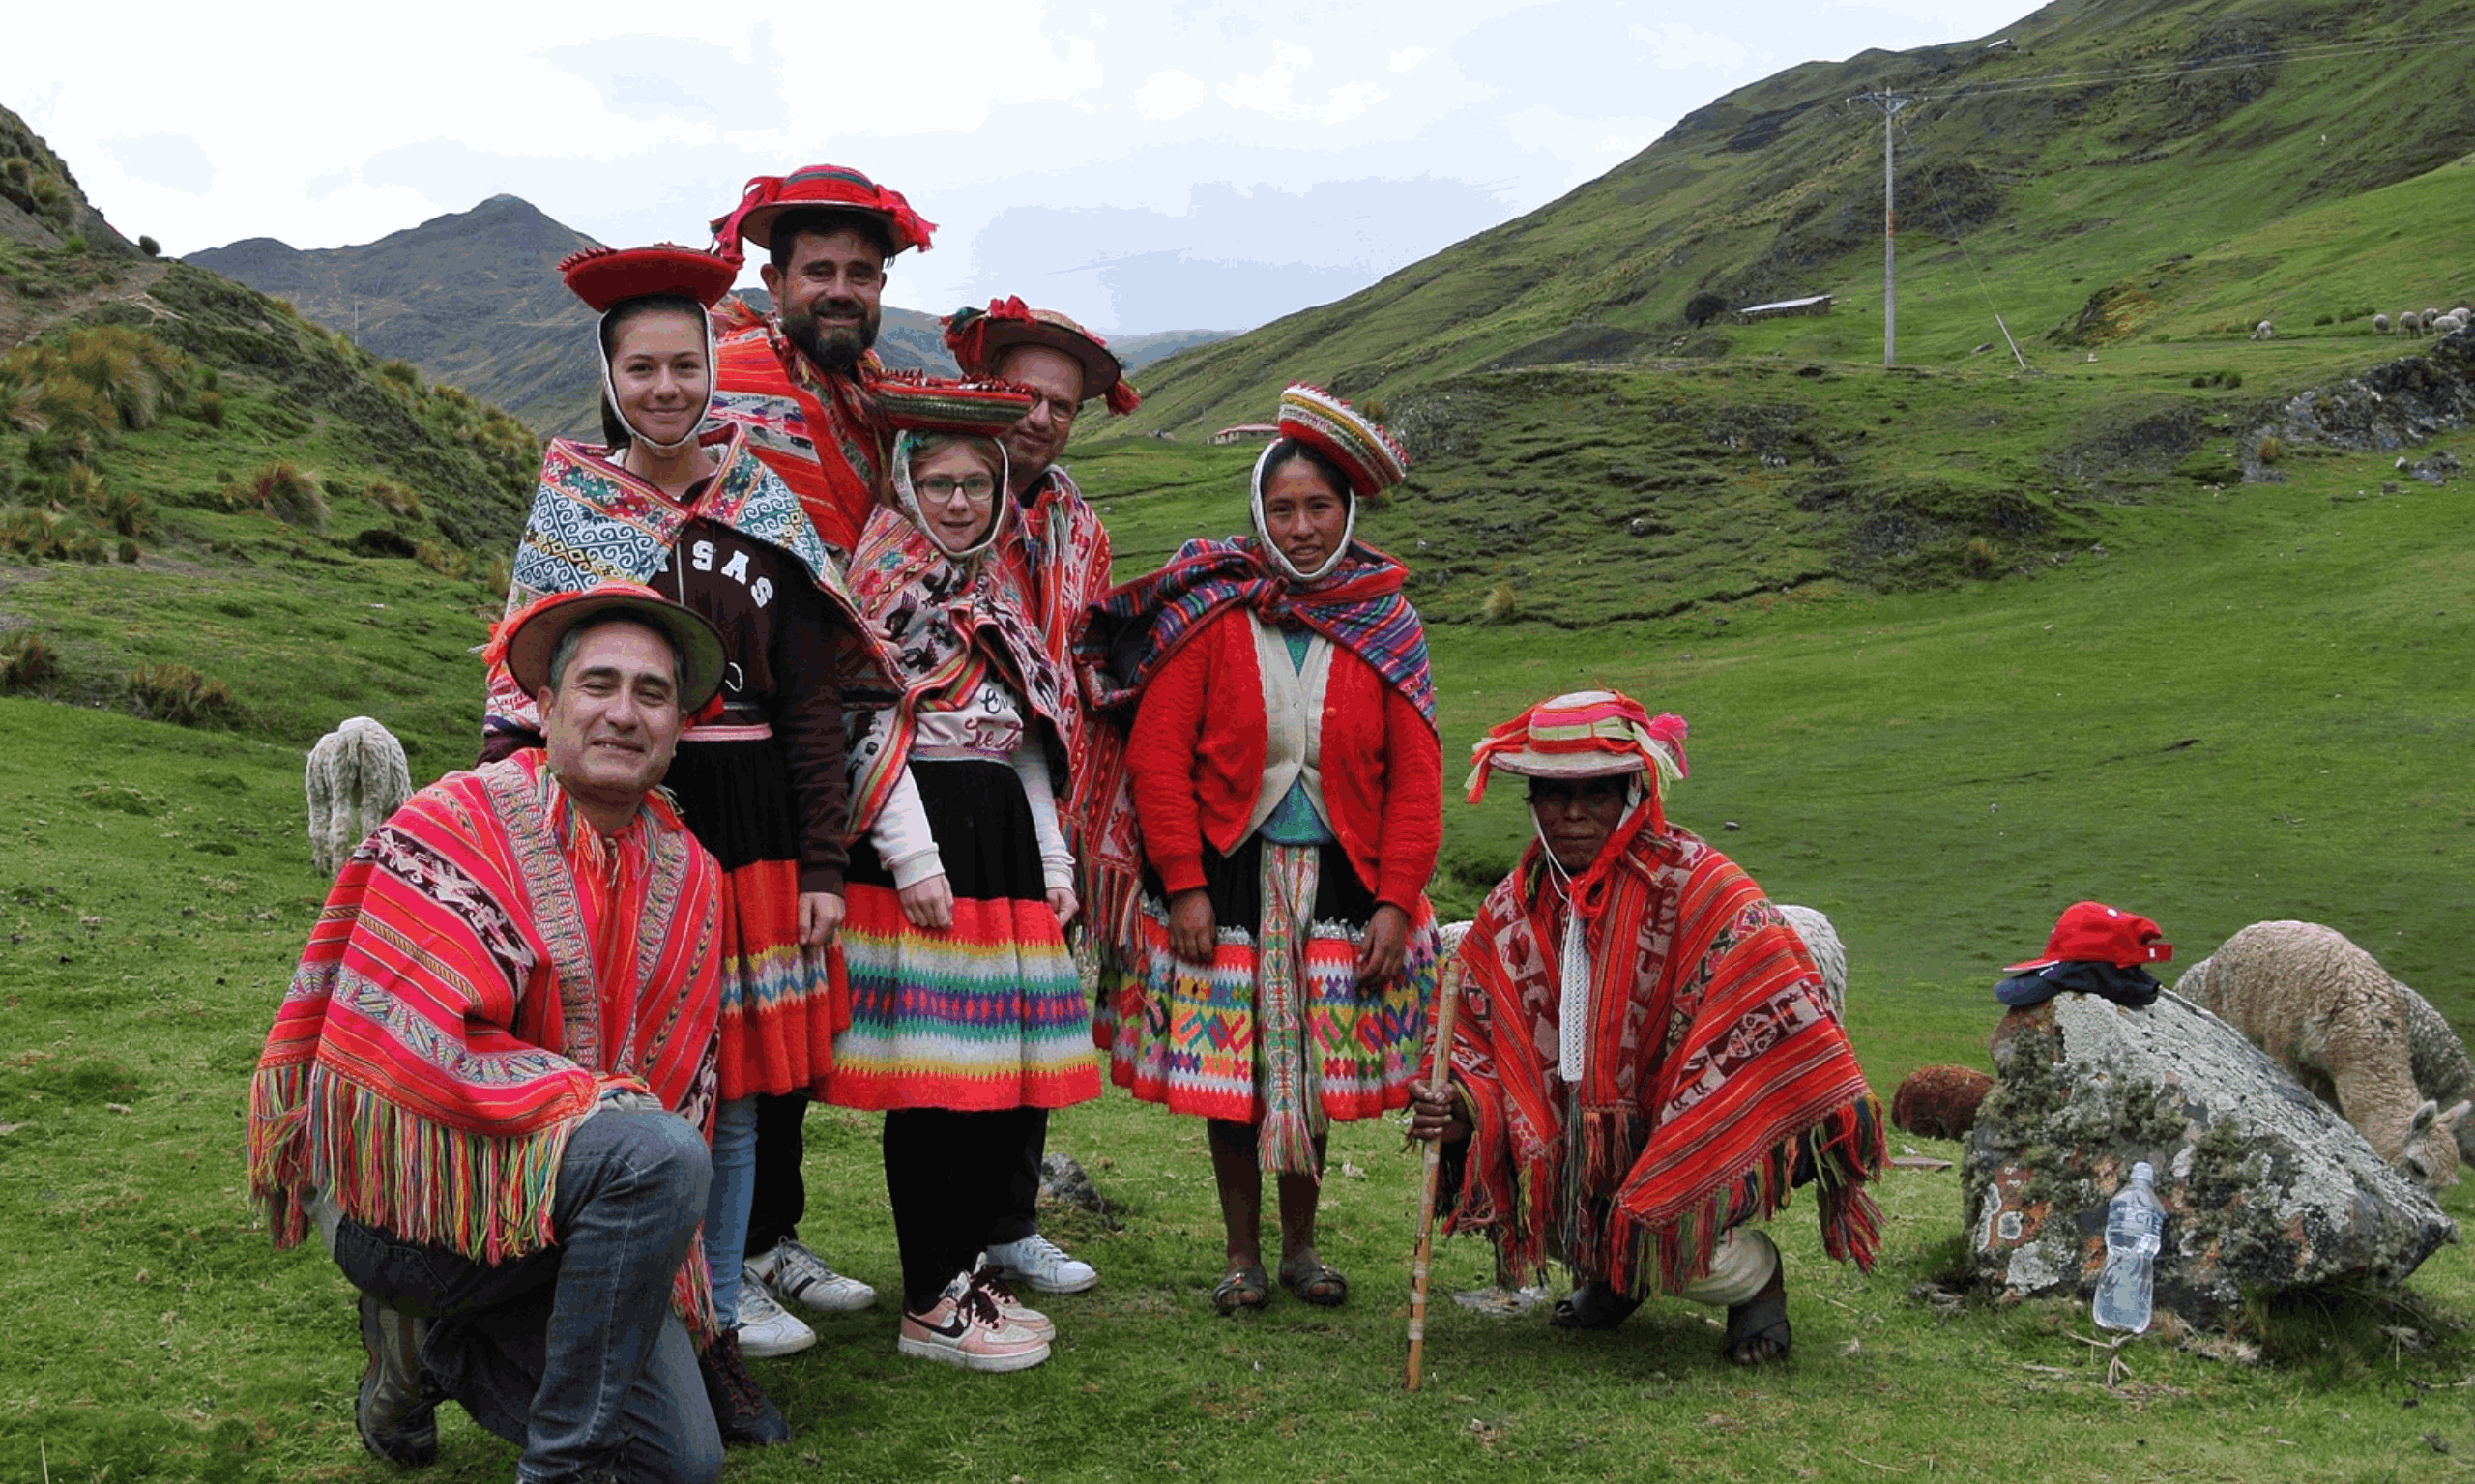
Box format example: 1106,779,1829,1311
2251,319,2275,341
2176,920,2470,1187
2437,312,2468,336
2400,310,2424,337
307,715,411,877
2395,978,2475,1164
1777,903,1848,1023
2374,312,2392,334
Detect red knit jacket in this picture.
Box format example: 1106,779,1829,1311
1128,607,1441,912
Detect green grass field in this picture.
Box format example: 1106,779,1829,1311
7,399,2475,1480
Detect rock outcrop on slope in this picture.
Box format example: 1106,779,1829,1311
1966,990,2455,1325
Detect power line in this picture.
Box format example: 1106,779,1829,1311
1849,91,1913,368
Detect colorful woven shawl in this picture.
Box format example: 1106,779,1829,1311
845,503,1074,833
486,428,888,736
709,306,889,555
248,753,723,1313
998,465,1121,837
1086,536,1436,724
1437,820,1884,1295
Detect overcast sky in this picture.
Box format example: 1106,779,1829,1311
6,0,2032,335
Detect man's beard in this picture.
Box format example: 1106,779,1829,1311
782,298,879,377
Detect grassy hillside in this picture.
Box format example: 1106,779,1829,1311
1123,0,2475,434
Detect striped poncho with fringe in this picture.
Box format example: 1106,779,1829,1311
1431,817,1885,1296
247,750,724,1328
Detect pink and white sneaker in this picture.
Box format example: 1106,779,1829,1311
897,1271,1052,1372
969,1263,1055,1342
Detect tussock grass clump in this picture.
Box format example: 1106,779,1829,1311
0,630,58,691
414,538,467,579
0,507,104,563
231,460,328,531
1480,582,1519,623
367,480,422,517
193,389,224,427
2257,435,2286,465
125,662,237,727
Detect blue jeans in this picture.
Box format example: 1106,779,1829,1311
334,1109,722,1484
705,1096,758,1328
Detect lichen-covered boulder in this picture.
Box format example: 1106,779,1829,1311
1965,989,2455,1324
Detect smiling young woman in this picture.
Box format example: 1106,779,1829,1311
479,244,895,1443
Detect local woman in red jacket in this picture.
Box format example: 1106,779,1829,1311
1095,384,1441,1314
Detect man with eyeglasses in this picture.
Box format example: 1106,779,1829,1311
1407,689,1887,1368
940,300,1145,1296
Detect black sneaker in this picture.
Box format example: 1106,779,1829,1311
698,1330,791,1448
356,1293,438,1467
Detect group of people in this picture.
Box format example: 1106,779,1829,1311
242,161,1889,1484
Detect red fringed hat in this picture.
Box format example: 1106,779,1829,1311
943,297,1139,416
557,245,738,312
709,164,936,267
490,583,729,713
870,370,1036,436
1276,384,1408,497
1464,689,1689,804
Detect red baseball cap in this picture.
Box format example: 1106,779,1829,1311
2004,901,2173,972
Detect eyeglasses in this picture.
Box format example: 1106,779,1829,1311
917,475,997,504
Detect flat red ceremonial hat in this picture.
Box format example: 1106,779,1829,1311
870,371,1036,436
709,164,936,259
943,297,1138,415
557,246,738,312
2005,901,2173,972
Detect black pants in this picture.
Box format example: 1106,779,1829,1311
884,1105,1044,1312
743,1092,809,1259
986,1107,1048,1245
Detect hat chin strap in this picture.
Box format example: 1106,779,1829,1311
1529,778,1646,1085
601,306,717,456
1250,441,1355,583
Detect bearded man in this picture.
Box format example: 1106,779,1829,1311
707,164,936,555
939,300,1144,1296
1407,690,1887,1365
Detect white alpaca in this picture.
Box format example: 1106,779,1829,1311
2177,921,2470,1187
306,716,412,877
1777,903,1848,1022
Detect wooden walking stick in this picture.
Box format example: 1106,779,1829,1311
1406,953,1464,1393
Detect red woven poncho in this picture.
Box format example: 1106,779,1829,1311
248,752,722,1288
1432,815,1885,1295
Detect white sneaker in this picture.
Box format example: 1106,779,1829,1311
898,1271,1051,1373
983,1233,1097,1294
751,1237,878,1313
735,1271,817,1358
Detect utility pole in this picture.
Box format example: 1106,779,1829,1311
1849,90,1911,368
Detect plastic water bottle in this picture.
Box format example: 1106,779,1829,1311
2092,1161,2166,1333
